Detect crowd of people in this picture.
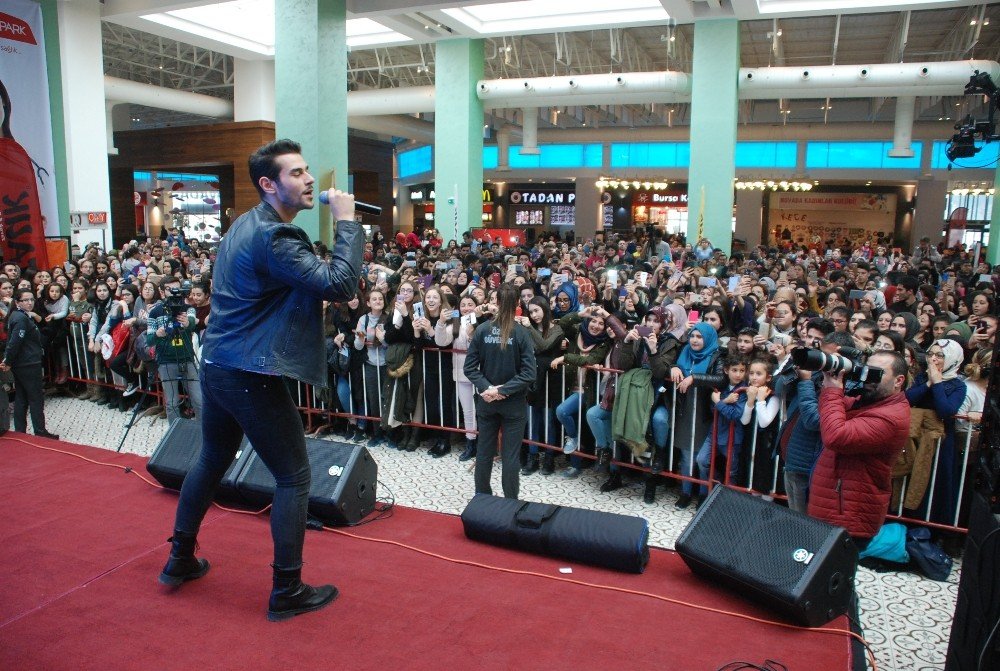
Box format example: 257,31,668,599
0,223,991,548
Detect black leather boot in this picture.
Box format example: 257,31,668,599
458,437,476,462
431,435,451,458
396,426,412,451
540,451,555,475
600,471,623,493
158,531,210,586
267,564,338,622
520,453,539,475
643,476,658,504
404,427,421,452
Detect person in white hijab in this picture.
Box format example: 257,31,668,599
904,337,967,524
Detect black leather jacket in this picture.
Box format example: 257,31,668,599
201,201,363,387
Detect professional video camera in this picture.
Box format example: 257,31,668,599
164,280,192,316
945,72,998,164
790,346,882,396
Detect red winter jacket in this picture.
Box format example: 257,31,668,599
807,387,910,539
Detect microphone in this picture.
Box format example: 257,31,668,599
317,191,382,216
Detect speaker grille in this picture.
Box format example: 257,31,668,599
682,489,836,592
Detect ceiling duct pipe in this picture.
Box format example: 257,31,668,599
496,125,511,171
738,60,1000,100
521,108,540,155
477,72,692,109
104,76,234,118
346,85,435,116
888,96,916,158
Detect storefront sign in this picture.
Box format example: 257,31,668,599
633,190,688,205
69,211,108,227
409,184,494,203
509,190,575,205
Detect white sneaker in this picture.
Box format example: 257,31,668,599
122,383,140,397
562,437,577,454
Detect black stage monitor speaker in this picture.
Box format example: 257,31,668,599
146,418,204,490
236,438,377,526
675,486,858,627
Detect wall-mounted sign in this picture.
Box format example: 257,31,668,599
69,211,108,227
408,184,494,203
633,190,688,205
509,190,576,205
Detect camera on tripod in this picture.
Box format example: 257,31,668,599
790,346,882,396
163,281,192,335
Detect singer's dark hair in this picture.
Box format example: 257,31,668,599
249,139,302,198
495,284,519,350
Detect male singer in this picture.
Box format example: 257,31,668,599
158,139,363,622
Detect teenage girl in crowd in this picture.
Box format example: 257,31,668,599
354,289,388,446
413,285,456,457
519,295,564,475
435,292,481,462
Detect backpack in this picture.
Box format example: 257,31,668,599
905,526,953,581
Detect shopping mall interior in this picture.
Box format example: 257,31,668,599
2,2,1000,670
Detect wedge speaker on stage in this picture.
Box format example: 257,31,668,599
236,438,378,526
461,494,650,573
675,486,858,627
146,418,203,490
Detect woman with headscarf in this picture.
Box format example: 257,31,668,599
663,303,689,342
905,338,967,525
551,281,579,319
889,312,922,349
859,290,886,319
665,322,724,508
550,305,612,478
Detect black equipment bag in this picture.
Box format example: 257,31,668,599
461,494,650,574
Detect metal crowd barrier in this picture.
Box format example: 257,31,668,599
51,323,974,533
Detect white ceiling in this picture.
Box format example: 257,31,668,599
100,1,1000,134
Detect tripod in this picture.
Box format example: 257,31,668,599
116,368,158,453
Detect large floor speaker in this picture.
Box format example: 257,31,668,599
676,486,858,627
236,438,378,526
146,419,203,490
945,491,1000,671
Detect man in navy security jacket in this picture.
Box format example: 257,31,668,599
159,139,363,623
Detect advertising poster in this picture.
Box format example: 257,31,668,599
0,0,57,268
768,192,897,251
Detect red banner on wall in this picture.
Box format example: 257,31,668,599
1,79,49,269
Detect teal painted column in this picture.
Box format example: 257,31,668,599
687,20,739,253
274,0,347,242
434,39,484,244
41,0,69,236
987,164,1000,266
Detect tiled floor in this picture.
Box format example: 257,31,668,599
41,395,960,670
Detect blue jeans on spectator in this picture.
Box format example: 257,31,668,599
696,436,741,496
586,404,618,473
528,405,557,455
335,374,362,427
555,392,586,468
651,405,670,452
174,363,310,568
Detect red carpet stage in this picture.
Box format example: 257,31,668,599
0,435,860,670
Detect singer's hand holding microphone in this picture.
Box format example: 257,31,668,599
318,190,382,220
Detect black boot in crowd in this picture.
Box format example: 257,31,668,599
540,451,555,475
458,437,476,462
158,530,211,587
520,453,539,475
267,564,338,623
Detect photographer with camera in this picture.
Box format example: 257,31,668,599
146,276,203,424
807,349,910,547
